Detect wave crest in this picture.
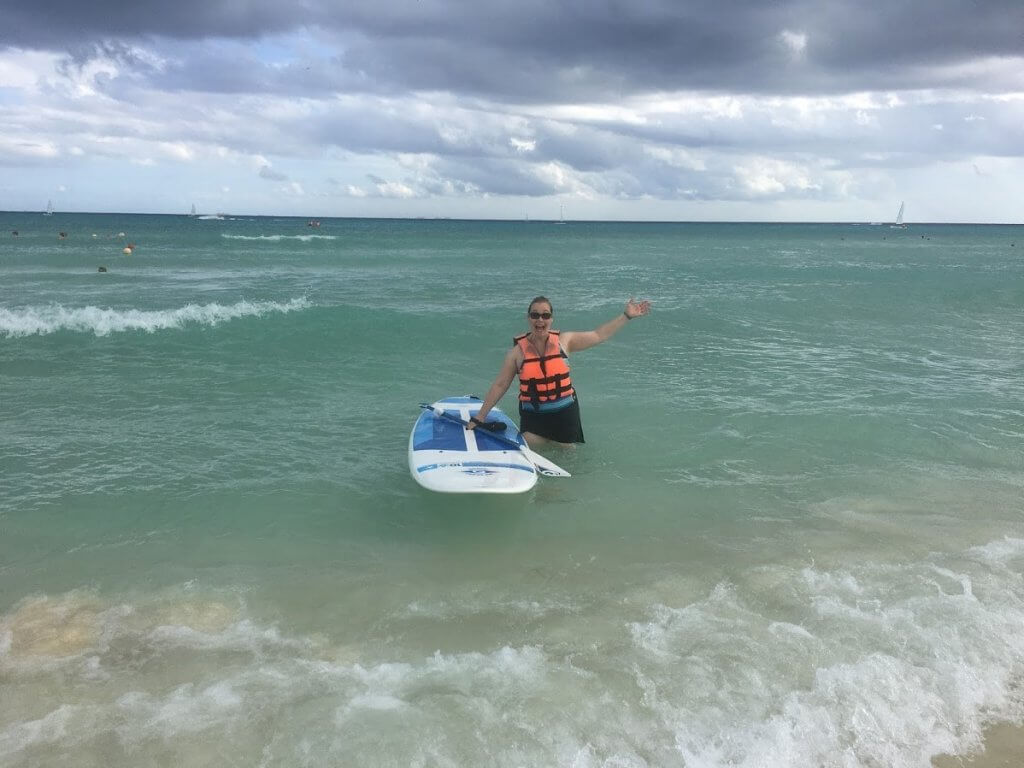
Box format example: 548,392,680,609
220,234,336,242
0,298,310,338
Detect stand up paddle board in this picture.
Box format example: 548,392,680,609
409,396,538,494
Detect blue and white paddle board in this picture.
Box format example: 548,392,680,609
409,396,537,494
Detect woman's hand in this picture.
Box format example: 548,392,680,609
624,298,651,319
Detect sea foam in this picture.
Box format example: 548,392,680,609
0,298,310,338
2,546,1023,768
627,541,1024,768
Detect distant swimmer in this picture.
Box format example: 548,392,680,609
98,266,108,272
11,230,17,236
58,232,67,240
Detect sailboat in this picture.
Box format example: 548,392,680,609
43,200,53,216
555,203,566,224
890,201,907,229
189,203,197,217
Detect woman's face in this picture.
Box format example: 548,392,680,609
527,302,553,331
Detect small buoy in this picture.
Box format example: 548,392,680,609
123,247,132,255
98,266,108,272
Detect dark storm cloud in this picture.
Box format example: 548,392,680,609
2,0,309,49
5,0,1023,99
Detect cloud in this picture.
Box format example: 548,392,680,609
342,175,418,198
779,30,808,58
510,137,536,153
0,137,60,162
5,0,1024,98
259,164,288,181
1,1,1023,220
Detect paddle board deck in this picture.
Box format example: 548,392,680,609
409,396,537,494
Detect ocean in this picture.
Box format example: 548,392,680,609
1,214,1022,767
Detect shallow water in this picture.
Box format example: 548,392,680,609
2,215,1023,766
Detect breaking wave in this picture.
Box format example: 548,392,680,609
2,537,1023,766
220,234,336,242
0,298,311,338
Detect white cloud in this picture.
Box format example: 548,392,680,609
375,181,415,198
643,145,706,172
779,30,808,57
636,93,745,120
0,137,60,159
540,103,649,125
158,142,195,161
395,153,436,172
0,48,60,89
510,137,536,152
734,157,820,197
854,110,877,127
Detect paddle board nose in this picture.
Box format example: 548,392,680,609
409,397,538,494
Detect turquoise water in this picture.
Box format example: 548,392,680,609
1,214,1022,767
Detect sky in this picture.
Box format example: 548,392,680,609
1,0,1022,221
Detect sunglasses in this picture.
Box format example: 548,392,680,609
529,311,552,320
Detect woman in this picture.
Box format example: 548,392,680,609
469,296,651,447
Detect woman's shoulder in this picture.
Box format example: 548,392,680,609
555,329,575,351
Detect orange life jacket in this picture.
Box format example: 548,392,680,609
514,332,575,405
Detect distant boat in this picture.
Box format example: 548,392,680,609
43,200,53,216
555,203,566,224
189,203,197,217
890,201,907,229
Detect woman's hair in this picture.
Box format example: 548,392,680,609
527,296,553,314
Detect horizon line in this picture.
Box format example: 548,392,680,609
2,210,1022,226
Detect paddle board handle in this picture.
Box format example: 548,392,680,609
470,415,507,432
420,404,521,450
